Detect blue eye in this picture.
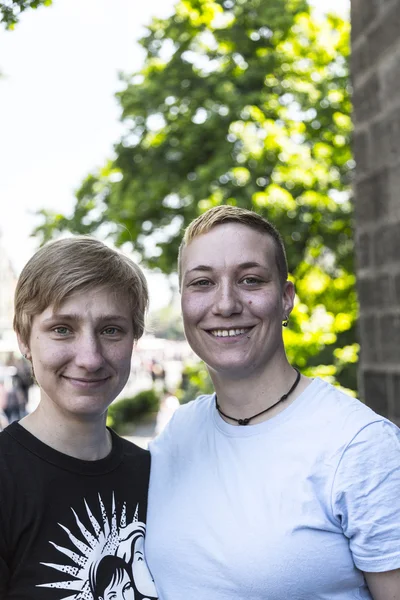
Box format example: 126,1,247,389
103,327,120,335
242,277,262,285
53,326,70,335
192,279,211,287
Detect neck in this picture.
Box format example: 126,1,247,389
216,368,301,425
210,359,309,425
19,405,111,460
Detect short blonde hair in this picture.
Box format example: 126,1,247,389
14,236,149,346
178,205,288,285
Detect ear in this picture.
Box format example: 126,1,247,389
16,333,31,361
282,280,295,317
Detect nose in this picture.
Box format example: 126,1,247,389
74,333,105,372
212,281,243,317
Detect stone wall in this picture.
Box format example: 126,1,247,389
351,0,400,424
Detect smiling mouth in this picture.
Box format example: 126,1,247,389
208,327,252,338
62,376,109,384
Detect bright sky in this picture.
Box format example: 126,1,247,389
0,0,349,309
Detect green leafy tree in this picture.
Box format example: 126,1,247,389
34,0,357,391
0,0,52,29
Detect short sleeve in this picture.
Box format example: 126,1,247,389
332,419,400,572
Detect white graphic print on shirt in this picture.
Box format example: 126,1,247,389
37,493,157,600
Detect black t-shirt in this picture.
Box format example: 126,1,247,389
0,422,158,599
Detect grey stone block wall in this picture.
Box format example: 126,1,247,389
351,0,400,423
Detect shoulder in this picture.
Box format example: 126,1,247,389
334,418,400,481
111,430,151,462
308,380,400,501
0,425,29,493
174,393,214,419
289,378,400,475
162,393,214,428
0,422,22,452
302,378,390,439
150,393,214,453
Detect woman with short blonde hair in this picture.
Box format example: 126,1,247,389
0,236,157,600
147,205,400,600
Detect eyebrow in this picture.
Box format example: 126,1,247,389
186,261,269,274
186,265,213,275
42,314,130,324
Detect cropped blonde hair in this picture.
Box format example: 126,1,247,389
178,205,288,285
14,237,148,346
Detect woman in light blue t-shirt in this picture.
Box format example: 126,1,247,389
146,205,400,600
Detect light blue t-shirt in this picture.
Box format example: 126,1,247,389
146,378,400,600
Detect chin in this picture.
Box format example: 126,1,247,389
207,360,249,379
65,397,112,416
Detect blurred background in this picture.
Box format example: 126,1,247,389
1,0,398,441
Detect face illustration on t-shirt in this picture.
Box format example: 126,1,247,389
103,576,134,600
36,493,158,600
102,573,134,600
92,557,135,600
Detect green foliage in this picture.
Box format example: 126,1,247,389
0,0,52,29
34,0,358,390
178,361,214,404
107,388,160,433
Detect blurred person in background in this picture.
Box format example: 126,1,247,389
0,379,8,431
13,354,33,414
0,237,157,600
3,373,25,423
146,205,400,600
0,411,8,431
3,353,33,422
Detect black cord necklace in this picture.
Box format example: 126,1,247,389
215,368,301,426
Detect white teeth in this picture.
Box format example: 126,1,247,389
210,328,248,338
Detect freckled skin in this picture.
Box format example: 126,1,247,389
18,287,135,422
180,223,294,380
